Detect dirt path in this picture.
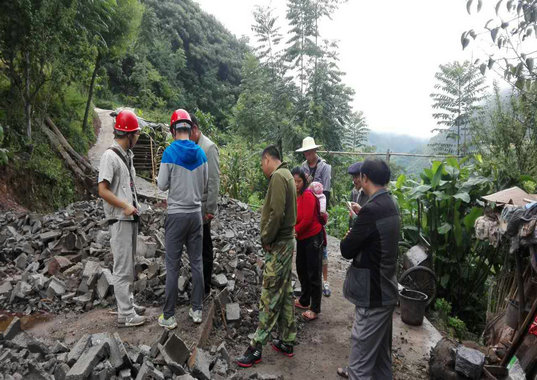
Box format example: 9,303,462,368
88,108,167,200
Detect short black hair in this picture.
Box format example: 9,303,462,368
360,159,391,186
190,114,199,128
291,167,308,194
262,145,281,161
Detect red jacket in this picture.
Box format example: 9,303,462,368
295,189,323,241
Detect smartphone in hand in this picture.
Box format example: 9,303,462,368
346,201,357,217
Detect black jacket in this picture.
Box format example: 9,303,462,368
341,189,400,308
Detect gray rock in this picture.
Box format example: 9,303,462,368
212,274,228,288
54,363,70,380
454,346,485,380
212,358,229,376
11,281,32,300
119,368,131,379
190,348,212,380
217,342,230,366
135,360,165,380
96,269,113,299
66,342,110,380
176,375,196,380
46,276,66,298
14,253,27,270
226,303,240,322
67,334,91,366
157,343,186,375
4,317,21,340
161,333,190,366
90,332,130,370
178,276,187,292
0,281,13,295
39,231,62,243
51,340,70,354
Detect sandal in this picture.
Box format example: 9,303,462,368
337,367,349,378
302,310,318,321
295,299,309,309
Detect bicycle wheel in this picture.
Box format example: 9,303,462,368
399,265,437,307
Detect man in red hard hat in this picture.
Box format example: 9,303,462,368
157,109,208,329
98,109,146,327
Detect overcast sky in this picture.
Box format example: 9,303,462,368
194,0,501,138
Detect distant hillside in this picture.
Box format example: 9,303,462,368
367,131,431,177
367,131,429,153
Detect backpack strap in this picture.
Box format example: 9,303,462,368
108,147,139,211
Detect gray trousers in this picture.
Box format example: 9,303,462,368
348,305,395,380
110,220,137,317
163,212,204,318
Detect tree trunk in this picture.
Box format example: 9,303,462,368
24,50,32,141
82,53,101,132
45,116,95,173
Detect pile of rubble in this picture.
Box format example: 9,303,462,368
0,197,265,319
0,315,282,380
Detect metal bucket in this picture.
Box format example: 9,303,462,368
399,289,428,326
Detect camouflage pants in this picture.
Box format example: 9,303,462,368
251,238,297,347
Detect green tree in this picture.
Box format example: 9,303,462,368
463,0,537,93
473,84,537,187
430,61,487,155
81,0,143,132
0,0,80,140
342,111,368,151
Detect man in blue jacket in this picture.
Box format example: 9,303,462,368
157,109,208,328
339,159,400,380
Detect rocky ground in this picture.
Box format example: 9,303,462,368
0,196,437,379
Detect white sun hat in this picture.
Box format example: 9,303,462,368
296,136,322,152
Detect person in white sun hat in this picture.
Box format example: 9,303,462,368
296,136,333,297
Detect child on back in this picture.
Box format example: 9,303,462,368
309,181,327,217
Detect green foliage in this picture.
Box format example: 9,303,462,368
396,158,504,331
219,137,267,203
472,84,537,189
434,298,452,321
448,317,469,341
325,204,350,239
342,111,369,152
430,61,487,155
463,0,537,92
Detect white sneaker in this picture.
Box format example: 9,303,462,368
118,313,146,327
189,308,202,324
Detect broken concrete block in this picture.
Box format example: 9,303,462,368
39,231,62,243
14,253,28,270
178,276,187,292
137,236,157,258
11,281,32,300
119,368,132,379
96,269,114,299
29,273,49,289
90,332,128,371
4,317,22,340
176,375,196,380
190,348,212,380
47,256,73,275
213,358,229,376
67,334,91,366
73,291,94,305
217,342,230,366
63,262,83,277
46,276,66,298
157,343,186,375
455,346,485,380
66,342,110,380
82,260,101,283
162,333,190,366
226,303,240,322
149,330,169,359
135,359,165,380
212,274,228,288
134,278,147,293
51,340,70,354
0,281,13,295
54,363,70,380
95,230,110,247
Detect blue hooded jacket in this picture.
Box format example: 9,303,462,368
157,139,208,214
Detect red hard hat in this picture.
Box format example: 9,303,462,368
170,109,192,132
114,110,140,132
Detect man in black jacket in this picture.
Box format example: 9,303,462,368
339,159,400,380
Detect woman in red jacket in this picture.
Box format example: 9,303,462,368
292,167,323,321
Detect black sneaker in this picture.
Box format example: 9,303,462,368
271,339,294,357
236,345,262,368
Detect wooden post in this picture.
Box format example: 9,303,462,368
501,295,537,367
386,149,391,164
515,250,526,328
